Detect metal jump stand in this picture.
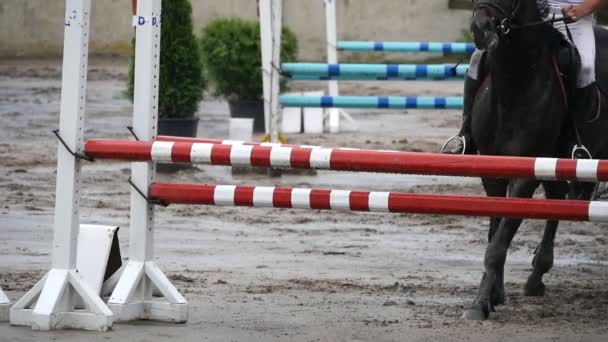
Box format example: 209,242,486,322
10,0,186,331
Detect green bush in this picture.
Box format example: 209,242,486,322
199,18,298,101
127,0,206,119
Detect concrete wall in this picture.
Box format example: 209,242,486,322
0,0,470,60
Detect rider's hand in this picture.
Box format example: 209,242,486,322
562,2,597,23
562,4,581,23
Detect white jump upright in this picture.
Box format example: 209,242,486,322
323,0,341,133
259,0,283,143
106,0,187,323
10,0,114,331
322,0,357,133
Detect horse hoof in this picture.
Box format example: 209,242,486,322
491,288,506,306
462,301,490,321
524,281,546,297
462,308,488,321
492,291,506,306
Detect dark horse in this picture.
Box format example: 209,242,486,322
464,0,608,320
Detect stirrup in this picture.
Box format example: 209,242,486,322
594,182,608,200
571,144,592,160
441,135,467,155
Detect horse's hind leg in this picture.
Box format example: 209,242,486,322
482,178,509,307
464,178,539,320
524,181,568,296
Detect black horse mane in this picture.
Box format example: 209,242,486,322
520,0,564,52
536,0,550,18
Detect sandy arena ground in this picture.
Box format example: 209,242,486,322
0,58,607,341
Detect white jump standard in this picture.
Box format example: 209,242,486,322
10,0,186,331
9,0,113,331
106,0,187,324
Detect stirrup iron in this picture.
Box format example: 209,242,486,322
441,135,467,155
593,183,608,200
571,144,592,160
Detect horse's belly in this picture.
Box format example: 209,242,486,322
472,99,564,157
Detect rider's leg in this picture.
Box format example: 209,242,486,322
554,10,596,158
441,49,484,154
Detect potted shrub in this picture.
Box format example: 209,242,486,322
127,0,206,137
199,18,297,132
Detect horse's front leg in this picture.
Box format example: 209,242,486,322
482,178,508,307
525,181,568,296
464,179,539,320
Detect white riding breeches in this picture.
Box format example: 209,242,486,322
550,7,596,87
468,6,596,88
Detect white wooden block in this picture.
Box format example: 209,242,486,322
229,118,254,142
77,225,120,294
303,91,324,134
281,92,302,133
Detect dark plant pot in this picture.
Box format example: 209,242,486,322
157,117,199,173
228,100,265,133
158,117,199,137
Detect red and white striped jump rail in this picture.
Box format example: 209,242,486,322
84,138,608,182
149,183,608,222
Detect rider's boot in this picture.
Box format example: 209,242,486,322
569,83,596,160
441,75,482,154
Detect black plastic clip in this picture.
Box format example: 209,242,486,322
272,62,292,78
448,64,459,77
126,126,140,141
52,129,95,162
128,177,168,207
449,54,468,78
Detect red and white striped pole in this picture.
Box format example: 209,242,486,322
149,183,608,222
85,139,608,182
156,135,319,148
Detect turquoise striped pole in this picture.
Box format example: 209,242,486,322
282,63,469,81
338,41,475,53
280,95,464,109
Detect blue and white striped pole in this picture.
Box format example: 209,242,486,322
280,95,464,109
283,63,469,81
338,41,476,53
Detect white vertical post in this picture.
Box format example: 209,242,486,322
260,0,271,136
10,0,113,331
270,0,283,143
324,0,340,133
128,0,159,266
260,0,283,143
0,288,9,322
107,0,187,323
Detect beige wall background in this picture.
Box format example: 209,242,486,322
0,0,471,60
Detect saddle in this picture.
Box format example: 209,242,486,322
555,38,580,106
475,38,596,159
475,39,581,98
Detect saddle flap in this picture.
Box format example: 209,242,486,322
556,38,580,91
